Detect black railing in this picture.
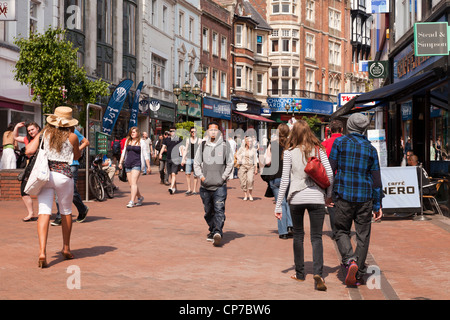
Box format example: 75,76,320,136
267,89,337,103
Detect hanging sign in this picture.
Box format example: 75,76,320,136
414,22,450,56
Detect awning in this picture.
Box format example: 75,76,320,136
331,67,446,119
233,111,276,122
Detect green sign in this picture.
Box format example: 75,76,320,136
414,22,450,56
368,61,388,79
96,131,109,155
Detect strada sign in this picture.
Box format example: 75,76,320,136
414,22,450,56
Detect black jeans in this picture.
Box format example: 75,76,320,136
334,198,372,276
289,204,326,279
200,184,227,236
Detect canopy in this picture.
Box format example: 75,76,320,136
233,111,276,122
331,67,446,119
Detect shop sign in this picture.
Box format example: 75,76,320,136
261,107,272,116
368,61,388,79
337,93,376,108
414,22,450,56
203,97,231,120
0,0,16,21
266,97,333,115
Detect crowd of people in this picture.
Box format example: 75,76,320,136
1,110,391,292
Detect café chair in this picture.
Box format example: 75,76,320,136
422,179,444,216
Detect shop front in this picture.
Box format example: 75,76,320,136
266,97,333,139
331,47,449,214
148,99,176,136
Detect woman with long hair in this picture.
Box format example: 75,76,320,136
265,123,293,239
236,136,258,201
25,107,81,268
1,122,18,169
118,126,150,208
14,122,41,221
274,120,333,291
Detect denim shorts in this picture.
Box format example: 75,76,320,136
185,158,195,175
125,166,141,173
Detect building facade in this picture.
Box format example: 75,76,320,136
141,0,177,135
200,0,233,133
0,0,58,136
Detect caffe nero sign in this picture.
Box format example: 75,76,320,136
368,61,388,79
414,22,450,56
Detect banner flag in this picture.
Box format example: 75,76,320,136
128,81,144,130
102,79,133,135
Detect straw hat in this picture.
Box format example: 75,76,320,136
46,106,78,128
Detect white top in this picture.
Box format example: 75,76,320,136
43,132,73,163
275,148,333,213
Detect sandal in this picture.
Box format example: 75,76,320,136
290,274,305,282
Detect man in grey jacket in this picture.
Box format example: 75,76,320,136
194,122,234,246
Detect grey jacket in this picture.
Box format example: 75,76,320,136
193,136,234,191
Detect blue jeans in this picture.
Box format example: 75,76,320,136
200,184,227,236
269,178,293,235
290,204,326,279
56,165,87,218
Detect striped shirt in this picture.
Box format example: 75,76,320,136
275,148,333,213
329,133,383,211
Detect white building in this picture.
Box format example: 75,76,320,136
0,0,59,133
173,0,202,123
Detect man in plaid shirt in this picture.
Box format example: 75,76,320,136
329,113,383,286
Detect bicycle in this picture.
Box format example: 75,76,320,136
88,154,115,201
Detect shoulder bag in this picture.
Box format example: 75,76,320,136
304,146,330,190
24,132,49,195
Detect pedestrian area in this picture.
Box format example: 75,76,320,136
0,168,449,300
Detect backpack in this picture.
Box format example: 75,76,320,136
112,140,121,155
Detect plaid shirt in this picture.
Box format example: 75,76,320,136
329,133,383,211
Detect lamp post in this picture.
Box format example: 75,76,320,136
173,65,207,124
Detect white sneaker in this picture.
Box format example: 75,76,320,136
213,233,221,246
136,196,144,206
126,201,135,208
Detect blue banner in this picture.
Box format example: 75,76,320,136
128,81,144,130
102,79,134,135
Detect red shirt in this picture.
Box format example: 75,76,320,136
322,133,343,157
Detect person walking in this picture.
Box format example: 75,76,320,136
13,122,41,221
52,127,90,226
227,134,237,180
328,113,383,286
274,120,334,291
25,106,81,268
141,131,153,175
321,119,344,240
1,122,18,169
155,133,169,184
118,126,151,208
194,121,234,247
236,136,259,201
159,126,182,194
181,127,200,195
265,123,293,239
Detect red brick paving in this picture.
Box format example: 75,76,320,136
0,167,449,300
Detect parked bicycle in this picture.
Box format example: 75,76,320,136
89,154,115,201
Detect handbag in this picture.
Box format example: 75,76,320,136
24,132,49,195
304,146,330,190
118,168,128,182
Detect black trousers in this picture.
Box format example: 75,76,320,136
334,198,373,277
